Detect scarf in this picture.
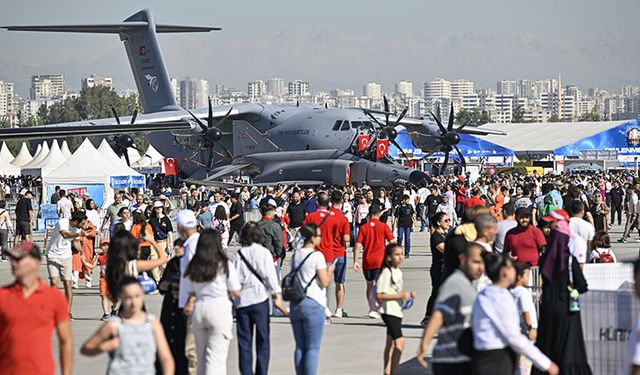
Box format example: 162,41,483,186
541,228,570,280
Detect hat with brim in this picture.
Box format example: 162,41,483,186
4,241,40,260
153,200,163,208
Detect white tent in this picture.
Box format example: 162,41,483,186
0,142,14,163
22,140,67,176
22,141,50,168
0,154,21,176
122,147,141,165
44,139,144,207
11,142,33,166
97,139,126,166
61,140,72,159
132,144,164,167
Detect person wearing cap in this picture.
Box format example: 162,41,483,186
0,241,73,375
176,209,201,374
14,189,33,247
503,207,547,266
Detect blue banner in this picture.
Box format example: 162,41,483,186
130,175,146,188
554,120,640,156
46,184,106,207
390,130,514,158
110,176,132,189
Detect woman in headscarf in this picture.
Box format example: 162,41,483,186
490,194,505,221
532,209,592,375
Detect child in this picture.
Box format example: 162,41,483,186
510,262,538,375
80,277,175,374
376,243,416,375
95,238,113,320
589,230,617,263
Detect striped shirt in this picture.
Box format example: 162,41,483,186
432,269,477,364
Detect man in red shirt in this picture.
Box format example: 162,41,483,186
464,187,485,209
503,207,547,266
329,190,351,318
303,192,339,263
353,204,395,318
0,241,73,375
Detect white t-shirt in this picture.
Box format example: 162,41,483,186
510,285,538,334
46,218,78,259
184,260,241,303
623,312,640,374
417,188,429,205
290,247,327,308
56,197,73,219
589,247,617,263
568,236,588,264
179,232,201,308
569,217,595,244
341,202,353,224
495,219,517,253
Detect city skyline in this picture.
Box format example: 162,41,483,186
1,0,639,96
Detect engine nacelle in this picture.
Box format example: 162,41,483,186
256,159,352,186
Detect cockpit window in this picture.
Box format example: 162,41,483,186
351,121,363,129
362,121,374,130
340,121,350,130
332,120,342,131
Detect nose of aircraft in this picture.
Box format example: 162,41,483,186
409,170,431,185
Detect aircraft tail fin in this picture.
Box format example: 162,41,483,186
3,9,220,113
233,121,279,157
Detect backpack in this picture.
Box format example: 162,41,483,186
281,251,317,303
592,249,615,263
368,268,395,312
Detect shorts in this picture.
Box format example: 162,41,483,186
381,314,403,339
16,221,31,236
99,278,109,297
333,256,346,284
363,268,381,282
47,257,73,281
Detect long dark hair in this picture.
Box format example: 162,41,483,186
430,212,448,230
381,243,402,270
239,222,264,247
105,230,140,296
214,205,228,221
185,229,228,283
298,223,319,246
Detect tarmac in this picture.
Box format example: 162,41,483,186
0,224,638,375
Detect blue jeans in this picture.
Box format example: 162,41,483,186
398,226,411,256
289,297,325,375
416,203,427,231
272,262,283,316
236,299,270,375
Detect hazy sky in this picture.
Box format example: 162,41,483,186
1,0,639,96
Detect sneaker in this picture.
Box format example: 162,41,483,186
368,310,381,319
101,314,109,321
86,281,92,288
72,283,79,289
325,318,332,325
333,308,348,318
405,254,410,259
1,258,8,263
618,238,627,243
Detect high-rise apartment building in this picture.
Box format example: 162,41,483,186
497,80,517,96
451,79,474,99
81,75,113,90
248,80,266,98
179,78,209,109
423,78,452,101
0,81,14,118
30,74,65,100
267,77,285,96
362,82,382,100
170,78,180,103
288,80,310,96
395,80,413,97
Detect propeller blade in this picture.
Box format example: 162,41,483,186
442,152,449,173
448,103,455,131
186,109,208,133
430,111,447,135
217,142,233,159
130,108,138,125
456,120,471,132
454,145,466,166
383,96,390,125
213,107,233,129
393,107,408,127
390,139,410,160
111,106,120,125
365,112,385,130
123,152,131,167
207,97,213,128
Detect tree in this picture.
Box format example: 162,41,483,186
512,105,525,123
579,110,601,122
455,107,492,125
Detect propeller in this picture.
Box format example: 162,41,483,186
429,103,466,172
185,97,233,169
110,106,142,166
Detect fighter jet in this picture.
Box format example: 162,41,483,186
0,9,500,186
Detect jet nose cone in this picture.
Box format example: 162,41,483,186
409,170,431,185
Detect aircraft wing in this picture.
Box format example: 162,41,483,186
0,121,191,140
390,115,507,136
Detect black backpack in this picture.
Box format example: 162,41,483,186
281,251,317,303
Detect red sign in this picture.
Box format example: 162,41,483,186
68,187,87,197
376,139,389,160
357,135,370,152
163,158,177,175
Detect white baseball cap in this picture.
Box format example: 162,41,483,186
176,210,198,229
19,188,27,195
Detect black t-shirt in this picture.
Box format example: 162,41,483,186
394,204,415,227
229,201,245,228
426,195,443,217
442,232,469,281
149,216,173,241
430,231,445,264
15,197,32,222
610,187,624,205
287,202,306,228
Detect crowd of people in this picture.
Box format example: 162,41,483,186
1,170,640,375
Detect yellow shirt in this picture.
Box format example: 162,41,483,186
378,267,404,318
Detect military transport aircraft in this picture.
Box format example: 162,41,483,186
2,9,503,186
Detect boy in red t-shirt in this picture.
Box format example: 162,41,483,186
94,238,112,320
353,204,395,318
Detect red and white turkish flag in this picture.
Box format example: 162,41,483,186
163,158,177,175
376,139,389,160
357,135,371,152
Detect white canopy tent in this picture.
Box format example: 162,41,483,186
22,140,68,176
44,139,144,207
122,147,141,165
97,139,127,166
11,142,33,167
0,155,21,176
132,144,164,167
0,142,14,163
22,141,50,168
61,140,72,159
